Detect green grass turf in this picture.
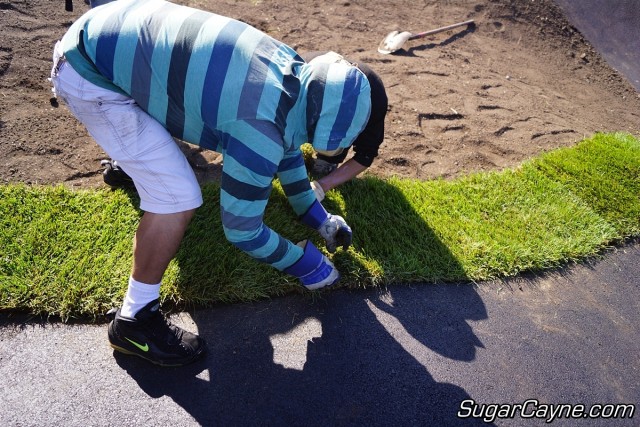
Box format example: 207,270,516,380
1,132,638,320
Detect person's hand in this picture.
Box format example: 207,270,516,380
310,181,325,202
300,199,353,252
318,214,352,253
284,240,340,290
311,158,337,178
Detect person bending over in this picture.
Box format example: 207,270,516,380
51,0,370,366
100,51,388,202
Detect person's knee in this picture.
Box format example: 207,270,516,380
177,208,197,225
142,208,196,228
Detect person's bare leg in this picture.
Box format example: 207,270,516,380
110,208,206,365
131,209,196,284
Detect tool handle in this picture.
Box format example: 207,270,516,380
409,20,474,40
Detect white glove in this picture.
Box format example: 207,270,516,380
286,240,340,290
300,199,352,253
318,214,353,253
303,254,340,290
310,181,325,202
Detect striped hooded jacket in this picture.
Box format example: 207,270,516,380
60,0,371,271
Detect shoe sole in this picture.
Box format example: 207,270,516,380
109,342,205,367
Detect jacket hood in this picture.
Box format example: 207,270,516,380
299,55,371,153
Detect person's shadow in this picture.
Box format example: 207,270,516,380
114,177,493,426
114,285,491,426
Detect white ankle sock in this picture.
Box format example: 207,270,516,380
120,276,161,318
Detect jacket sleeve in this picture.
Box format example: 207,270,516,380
276,148,317,216
218,120,303,270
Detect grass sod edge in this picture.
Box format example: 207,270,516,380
529,132,640,236
0,132,638,320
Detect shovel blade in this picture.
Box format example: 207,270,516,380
378,20,475,54
377,31,413,54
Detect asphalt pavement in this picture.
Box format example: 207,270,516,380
1,240,638,426
554,0,640,91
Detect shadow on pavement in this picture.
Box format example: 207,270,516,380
114,178,492,426
114,284,492,426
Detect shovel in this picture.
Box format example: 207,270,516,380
378,19,475,54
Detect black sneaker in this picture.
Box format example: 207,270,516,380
101,159,135,189
107,300,206,367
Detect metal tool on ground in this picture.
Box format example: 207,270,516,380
378,19,475,54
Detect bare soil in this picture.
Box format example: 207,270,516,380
1,0,639,188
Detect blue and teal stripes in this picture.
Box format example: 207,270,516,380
60,0,370,271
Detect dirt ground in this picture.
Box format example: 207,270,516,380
1,0,639,188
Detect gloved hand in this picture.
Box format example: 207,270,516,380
311,158,337,178
284,240,340,290
310,181,325,202
318,214,352,253
300,200,353,253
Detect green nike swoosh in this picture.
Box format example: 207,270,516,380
125,337,149,352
